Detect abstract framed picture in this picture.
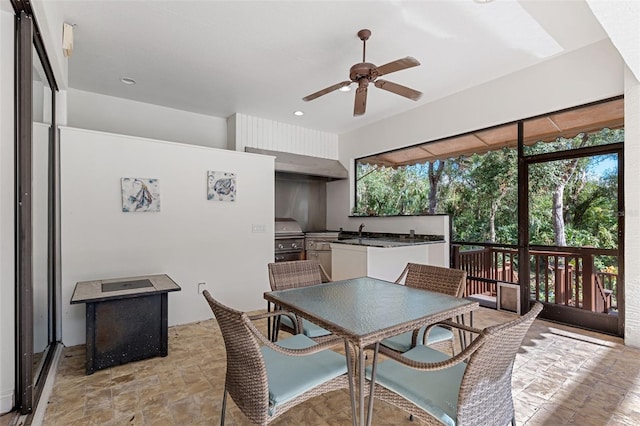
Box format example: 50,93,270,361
121,177,161,212
207,171,236,202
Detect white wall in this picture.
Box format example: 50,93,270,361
0,8,16,415
587,0,640,82
60,127,274,347
229,113,339,159
623,68,640,347
67,89,228,149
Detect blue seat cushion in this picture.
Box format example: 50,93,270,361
262,334,347,416
279,314,331,338
381,325,454,353
366,345,466,426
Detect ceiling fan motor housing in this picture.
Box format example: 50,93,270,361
350,63,378,82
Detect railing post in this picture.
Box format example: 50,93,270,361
452,245,460,269
582,254,596,312
554,256,565,305
451,245,466,296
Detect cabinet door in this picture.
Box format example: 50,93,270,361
331,246,368,281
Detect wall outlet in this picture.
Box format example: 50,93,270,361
252,224,266,233
198,282,207,294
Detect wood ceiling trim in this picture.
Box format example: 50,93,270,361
546,116,562,132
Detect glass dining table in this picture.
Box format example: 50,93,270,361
264,276,479,426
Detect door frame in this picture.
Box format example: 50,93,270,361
519,137,624,336
12,0,59,415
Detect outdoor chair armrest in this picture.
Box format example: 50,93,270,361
249,309,302,334
249,310,295,322
245,316,345,356
405,319,479,347
250,308,304,336
426,320,482,335
421,320,482,345
375,335,486,372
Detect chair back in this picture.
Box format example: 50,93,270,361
457,302,543,425
202,290,270,424
268,260,330,291
396,263,467,298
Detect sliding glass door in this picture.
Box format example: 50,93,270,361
13,1,58,414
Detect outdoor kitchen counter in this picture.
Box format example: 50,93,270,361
331,234,447,282
332,237,444,248
333,231,444,247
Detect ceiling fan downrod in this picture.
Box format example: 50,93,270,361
358,29,371,63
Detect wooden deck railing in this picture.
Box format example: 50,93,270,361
451,244,618,314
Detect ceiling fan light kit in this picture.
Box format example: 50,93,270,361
303,28,422,116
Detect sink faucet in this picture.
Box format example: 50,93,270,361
358,223,365,237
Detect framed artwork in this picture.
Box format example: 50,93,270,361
121,178,161,212
207,171,236,202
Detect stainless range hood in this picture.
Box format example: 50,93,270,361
245,147,348,180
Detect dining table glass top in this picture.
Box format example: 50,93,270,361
264,276,477,344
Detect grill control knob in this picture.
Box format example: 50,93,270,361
291,243,298,249
278,244,284,249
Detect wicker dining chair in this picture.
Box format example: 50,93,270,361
381,263,467,355
367,302,543,426
267,260,332,342
202,290,354,425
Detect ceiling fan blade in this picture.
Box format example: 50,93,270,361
353,86,368,116
303,81,352,102
374,79,422,101
375,56,420,77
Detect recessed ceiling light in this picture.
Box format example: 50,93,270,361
339,85,352,92
120,77,136,85
293,110,304,116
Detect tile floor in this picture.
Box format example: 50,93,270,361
26,308,640,425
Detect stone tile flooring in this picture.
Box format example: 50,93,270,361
39,308,640,425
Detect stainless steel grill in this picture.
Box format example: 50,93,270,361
274,218,304,262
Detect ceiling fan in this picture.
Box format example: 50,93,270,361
302,29,423,116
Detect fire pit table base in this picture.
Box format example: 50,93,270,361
71,274,181,375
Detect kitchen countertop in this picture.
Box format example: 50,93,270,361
332,232,445,248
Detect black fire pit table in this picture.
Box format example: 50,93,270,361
71,274,181,374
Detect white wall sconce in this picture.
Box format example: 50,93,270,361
63,23,74,57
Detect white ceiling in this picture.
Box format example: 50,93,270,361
52,0,608,135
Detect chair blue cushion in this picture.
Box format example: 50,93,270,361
262,334,347,415
381,325,454,352
366,345,466,426
279,315,331,338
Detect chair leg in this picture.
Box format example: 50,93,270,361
273,316,281,342
266,302,272,341
220,385,228,426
